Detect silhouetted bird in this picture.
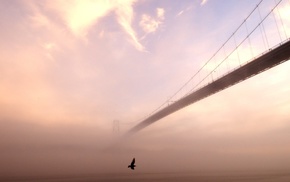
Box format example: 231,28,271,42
128,158,136,170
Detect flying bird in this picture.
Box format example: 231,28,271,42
128,158,136,170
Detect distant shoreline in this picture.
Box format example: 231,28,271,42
1,170,290,182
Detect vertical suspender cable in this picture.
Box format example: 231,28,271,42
245,20,254,59
233,33,241,66
274,0,288,39
272,5,282,42
258,5,268,49
223,45,229,72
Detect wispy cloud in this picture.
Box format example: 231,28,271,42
176,6,193,17
139,8,165,35
29,12,51,29
33,0,144,51
115,0,145,51
176,10,184,17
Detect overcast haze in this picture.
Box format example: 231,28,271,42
1,0,290,179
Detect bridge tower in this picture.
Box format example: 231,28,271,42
113,120,120,134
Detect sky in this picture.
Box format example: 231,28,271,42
1,0,290,178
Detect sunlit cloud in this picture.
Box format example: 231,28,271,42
139,14,159,33
37,0,144,51
157,8,165,20
115,0,145,51
46,0,115,38
25,1,78,53
201,0,208,6
139,8,165,35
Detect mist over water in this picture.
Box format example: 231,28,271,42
1,117,290,181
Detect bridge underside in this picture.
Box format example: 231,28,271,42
127,40,290,135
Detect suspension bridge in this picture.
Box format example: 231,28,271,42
125,0,290,136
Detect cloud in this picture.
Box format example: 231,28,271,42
139,14,159,33
29,12,51,29
139,8,165,34
157,8,165,20
201,0,208,6
46,0,116,38
27,0,144,51
43,42,57,50
115,0,145,51
42,42,58,61
176,10,184,17
176,6,193,17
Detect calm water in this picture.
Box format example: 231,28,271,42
2,172,290,182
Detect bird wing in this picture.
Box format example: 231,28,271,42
131,158,135,165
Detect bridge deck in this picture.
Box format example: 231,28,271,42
127,40,290,135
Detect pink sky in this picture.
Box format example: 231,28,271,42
0,0,290,177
